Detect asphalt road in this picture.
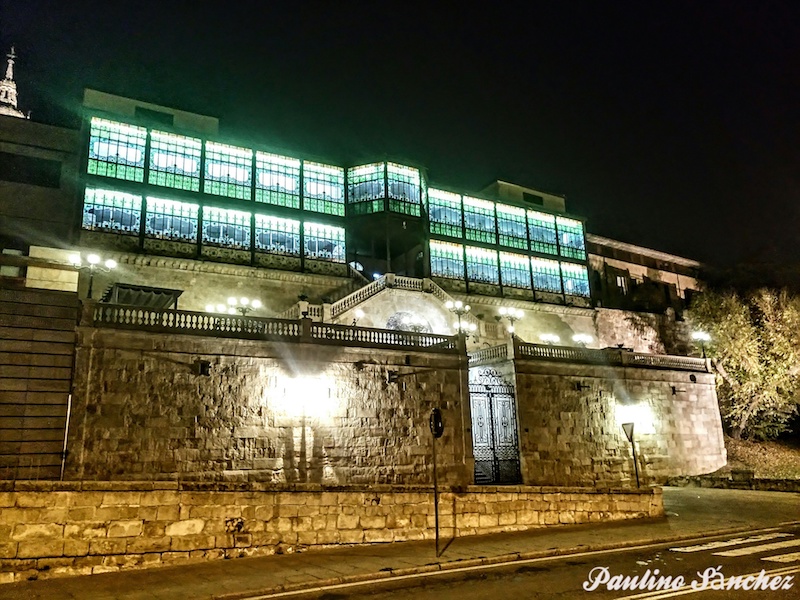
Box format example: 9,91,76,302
285,524,800,600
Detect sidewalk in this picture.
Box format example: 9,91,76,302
2,487,798,600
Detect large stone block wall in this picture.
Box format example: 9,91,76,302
66,328,472,486
0,481,663,583
510,361,726,486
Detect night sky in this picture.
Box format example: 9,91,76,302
2,1,799,269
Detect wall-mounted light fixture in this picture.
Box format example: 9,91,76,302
69,253,117,299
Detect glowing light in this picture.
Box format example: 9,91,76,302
104,259,117,269
87,254,101,265
615,403,656,434
68,254,81,265
277,375,338,421
539,333,560,344
691,331,711,342
572,333,593,345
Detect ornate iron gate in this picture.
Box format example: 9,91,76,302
469,369,522,485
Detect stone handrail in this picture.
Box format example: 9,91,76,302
514,341,709,372
468,344,509,365
87,303,460,352
330,276,387,318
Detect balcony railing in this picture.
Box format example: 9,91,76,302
87,303,460,353
514,341,710,372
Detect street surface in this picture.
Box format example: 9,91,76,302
282,525,800,600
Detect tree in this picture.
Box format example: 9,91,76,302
690,288,800,440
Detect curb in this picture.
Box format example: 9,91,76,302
212,522,800,600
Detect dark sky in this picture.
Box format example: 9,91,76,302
2,1,799,268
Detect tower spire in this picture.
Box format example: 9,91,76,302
0,45,27,119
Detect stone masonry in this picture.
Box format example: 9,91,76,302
0,481,663,583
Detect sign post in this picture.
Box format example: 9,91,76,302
430,407,444,557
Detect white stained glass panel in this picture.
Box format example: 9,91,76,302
145,197,199,242
256,152,301,208
561,262,591,297
531,257,562,293
500,252,531,288
465,246,499,284
202,207,251,248
82,188,142,234
430,240,464,279
255,214,300,255
304,222,345,261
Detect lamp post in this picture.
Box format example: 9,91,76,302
402,314,428,333
445,300,471,333
352,308,365,326
68,253,117,299
539,333,560,345
205,297,262,316
572,333,593,347
691,330,711,358
498,307,524,336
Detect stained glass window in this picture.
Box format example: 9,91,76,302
148,131,202,192
256,152,300,208
145,197,199,242
496,204,527,250
463,197,496,244
204,142,253,200
528,210,558,255
556,217,586,260
255,214,300,256
500,252,531,289
82,188,142,234
465,246,499,284
428,189,462,238
430,240,464,279
304,222,345,261
202,207,251,249
531,257,562,293
561,262,591,297
303,162,345,216
87,118,146,182
348,163,385,214
387,163,421,216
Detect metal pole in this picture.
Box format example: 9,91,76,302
631,439,640,488
432,432,440,557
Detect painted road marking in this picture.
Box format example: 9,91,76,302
670,533,792,553
763,551,800,563
714,538,800,557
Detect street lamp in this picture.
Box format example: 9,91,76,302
227,297,262,316
691,330,711,358
572,333,593,346
68,253,117,299
352,308,365,326
498,307,524,336
539,333,560,345
402,314,428,333
445,300,471,332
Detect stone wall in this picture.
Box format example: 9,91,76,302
0,480,663,583
509,360,726,486
66,328,473,486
